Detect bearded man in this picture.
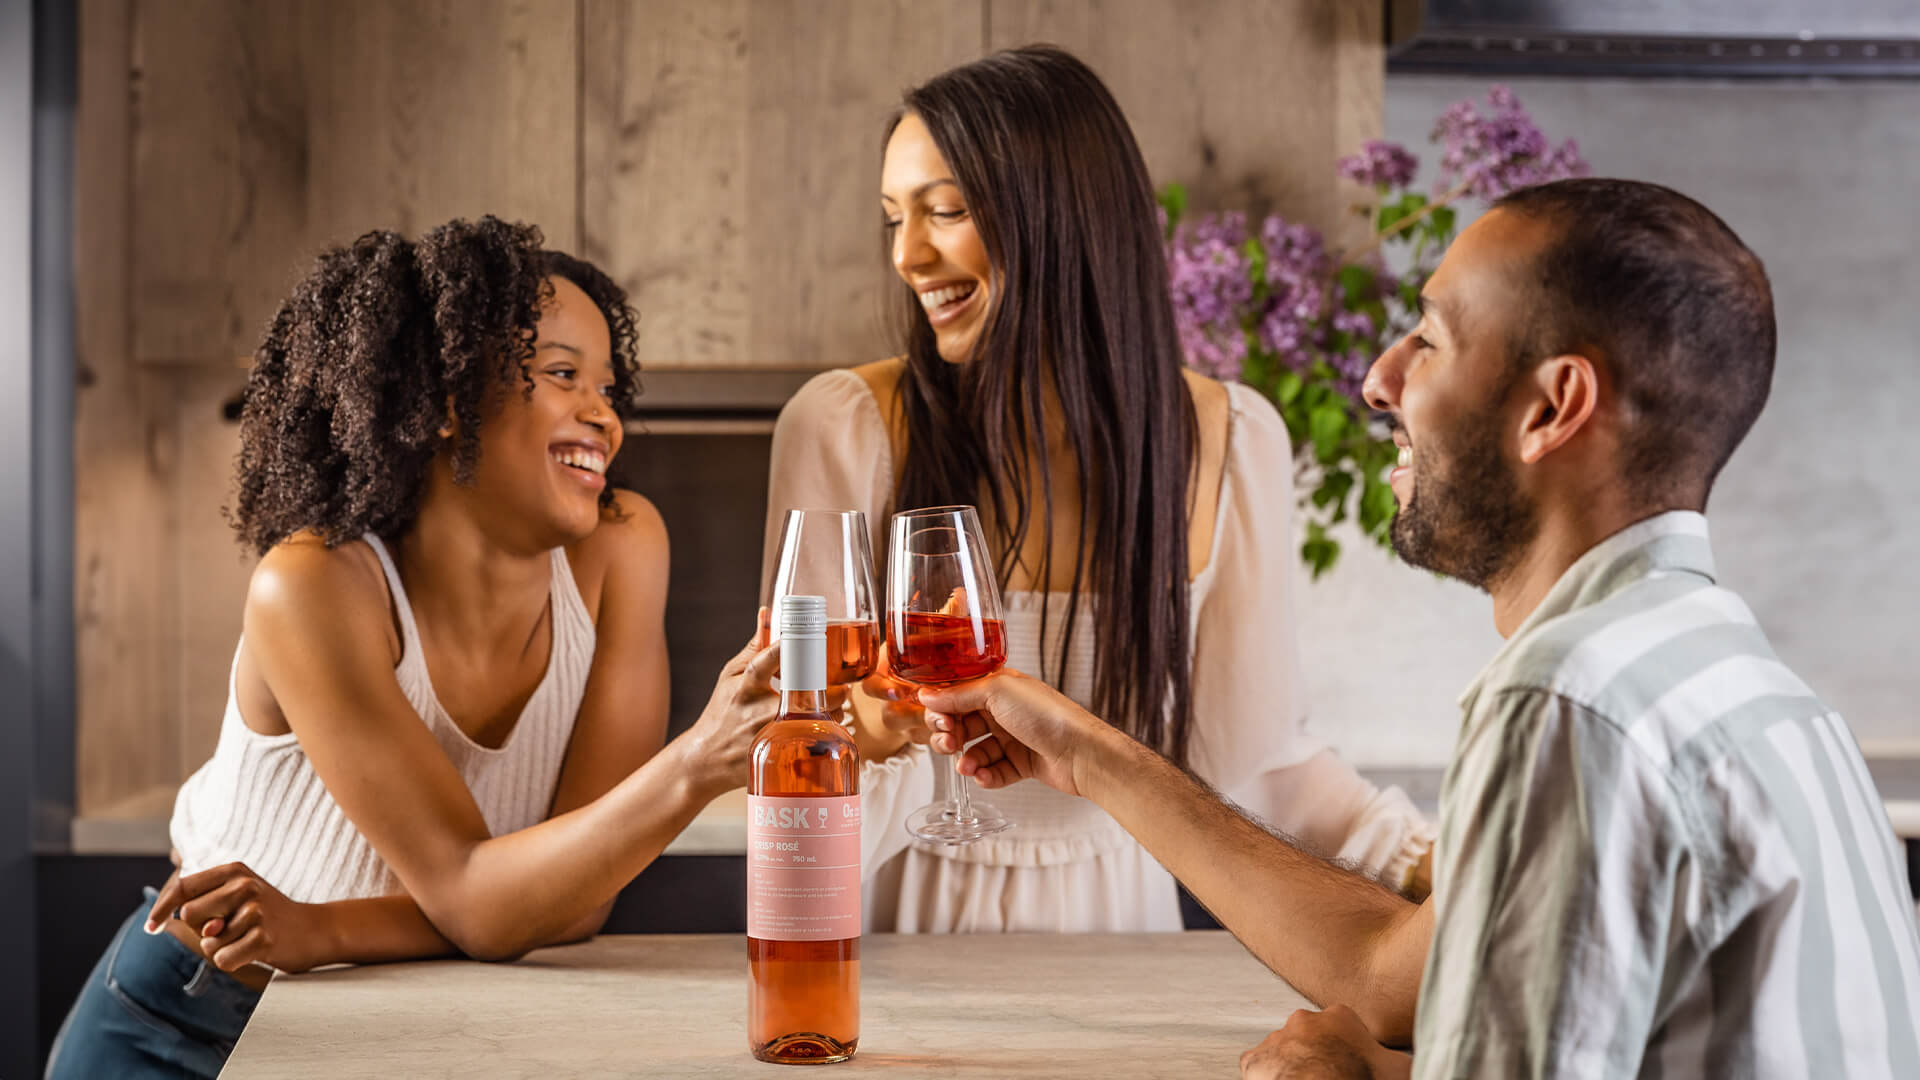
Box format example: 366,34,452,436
912,178,1920,1078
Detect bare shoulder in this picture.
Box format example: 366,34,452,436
567,489,670,618
1182,368,1232,486
1181,367,1233,434
576,489,668,566
1180,370,1235,578
246,532,393,646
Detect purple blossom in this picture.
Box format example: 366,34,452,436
1336,139,1419,189
1432,86,1589,202
1166,212,1255,379
1163,86,1582,389
1332,309,1374,339
1254,215,1333,374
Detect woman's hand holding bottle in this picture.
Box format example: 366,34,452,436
676,609,848,797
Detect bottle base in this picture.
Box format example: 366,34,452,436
751,1031,859,1065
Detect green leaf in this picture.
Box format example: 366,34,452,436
1302,520,1340,580
1309,403,1347,464
1310,469,1354,511
1244,344,1274,389
1243,236,1268,291
1336,264,1376,305
1427,205,1457,241
1359,475,1398,539
1358,299,1388,334
1376,192,1428,237
1274,368,1304,408
1157,183,1187,233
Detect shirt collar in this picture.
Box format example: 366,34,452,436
1456,510,1717,712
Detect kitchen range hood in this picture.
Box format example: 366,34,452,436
1388,0,1920,77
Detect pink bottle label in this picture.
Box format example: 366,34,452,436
747,796,862,941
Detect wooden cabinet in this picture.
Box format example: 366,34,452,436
73,0,1382,822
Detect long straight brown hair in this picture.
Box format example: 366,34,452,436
887,46,1199,766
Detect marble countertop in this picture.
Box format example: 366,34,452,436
221,931,1308,1078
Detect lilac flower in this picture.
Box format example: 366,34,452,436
1336,140,1419,189
1432,86,1588,202
1253,215,1332,374
1331,309,1375,340
1166,212,1255,379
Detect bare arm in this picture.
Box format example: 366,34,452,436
535,492,676,944
188,525,775,964
921,672,1432,1043
332,494,677,960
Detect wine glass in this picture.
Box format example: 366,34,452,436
768,509,879,689
886,505,1012,845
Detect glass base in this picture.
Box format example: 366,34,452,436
752,1032,858,1065
906,802,1013,845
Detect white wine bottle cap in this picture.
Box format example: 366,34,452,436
774,595,827,692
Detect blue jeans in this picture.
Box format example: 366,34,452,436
44,888,262,1079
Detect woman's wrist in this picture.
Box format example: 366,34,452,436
657,736,728,808
300,900,345,971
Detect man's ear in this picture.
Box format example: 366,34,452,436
1516,353,1599,465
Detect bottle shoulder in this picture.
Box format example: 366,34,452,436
756,714,858,740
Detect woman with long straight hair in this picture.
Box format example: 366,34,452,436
763,46,1434,933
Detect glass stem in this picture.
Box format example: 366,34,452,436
947,751,975,821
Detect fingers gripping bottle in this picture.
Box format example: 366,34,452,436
748,595,860,1063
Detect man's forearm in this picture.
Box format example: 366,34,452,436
1082,730,1428,1042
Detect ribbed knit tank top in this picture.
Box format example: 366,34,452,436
169,534,595,903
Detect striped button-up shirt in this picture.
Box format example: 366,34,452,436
1414,511,1920,1079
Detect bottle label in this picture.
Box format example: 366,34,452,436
746,795,862,941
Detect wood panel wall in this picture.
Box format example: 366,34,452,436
73,0,1382,819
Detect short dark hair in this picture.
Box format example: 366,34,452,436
1493,178,1775,509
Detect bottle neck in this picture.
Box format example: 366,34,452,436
779,632,827,708
780,688,830,717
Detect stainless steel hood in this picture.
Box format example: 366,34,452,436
1388,0,1920,77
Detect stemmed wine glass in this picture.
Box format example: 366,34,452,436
768,509,880,690
886,505,1013,844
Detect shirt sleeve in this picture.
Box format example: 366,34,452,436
1413,688,1685,1080
1186,383,1434,887
760,369,892,603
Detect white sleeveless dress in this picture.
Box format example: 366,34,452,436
169,534,595,903
764,371,1436,933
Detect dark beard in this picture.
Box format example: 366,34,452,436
1389,415,1537,591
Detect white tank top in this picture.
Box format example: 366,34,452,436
169,534,595,903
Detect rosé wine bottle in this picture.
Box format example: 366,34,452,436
748,595,860,1064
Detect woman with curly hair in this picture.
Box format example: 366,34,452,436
46,217,785,1079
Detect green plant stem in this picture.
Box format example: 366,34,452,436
1342,177,1475,263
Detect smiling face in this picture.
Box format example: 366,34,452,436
1363,209,1547,590
462,274,623,545
881,112,993,364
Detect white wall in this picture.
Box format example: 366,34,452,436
1302,75,1920,767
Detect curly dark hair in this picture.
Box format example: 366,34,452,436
228,216,641,555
